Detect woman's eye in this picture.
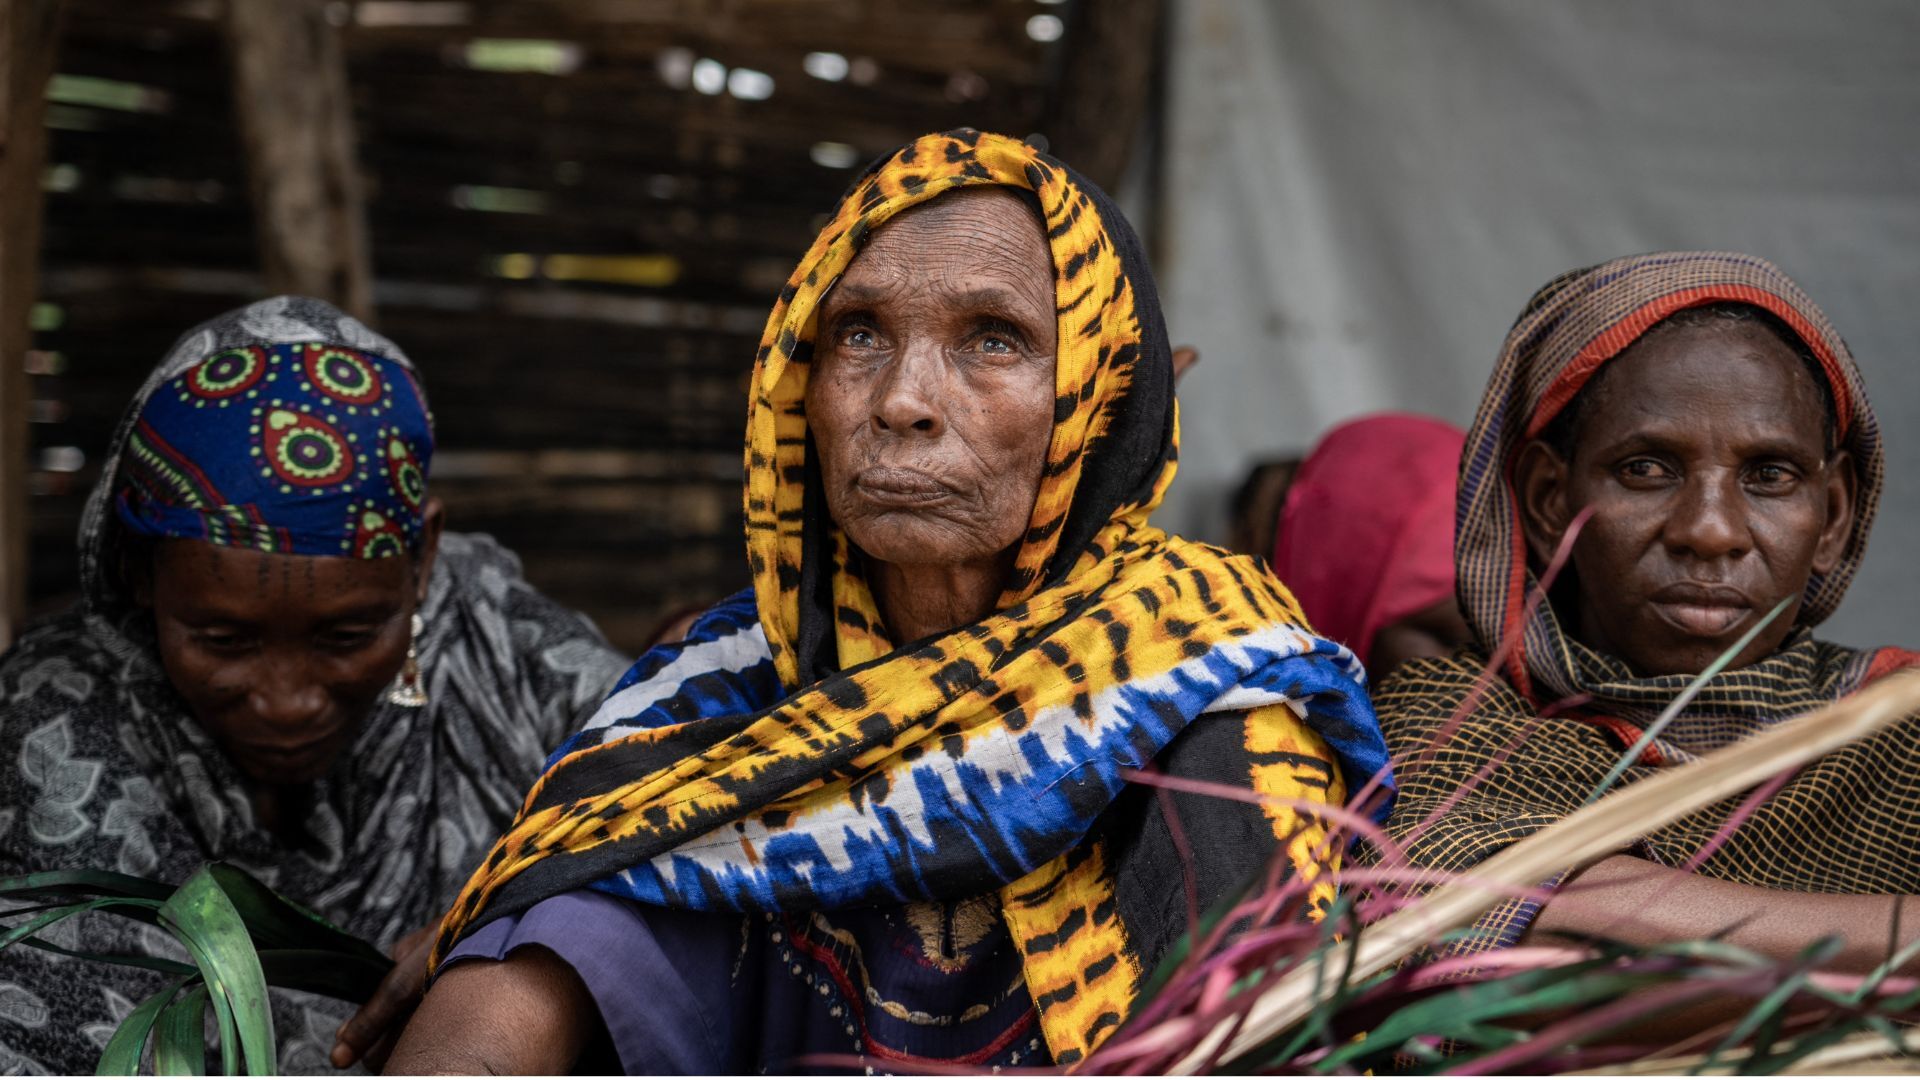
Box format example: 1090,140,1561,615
1749,463,1796,488
842,327,877,349
980,335,1013,354
321,630,378,651
193,632,255,653
1618,458,1671,482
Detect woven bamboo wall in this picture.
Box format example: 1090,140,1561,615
26,0,1069,652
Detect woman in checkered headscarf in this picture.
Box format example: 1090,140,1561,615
1377,252,1920,977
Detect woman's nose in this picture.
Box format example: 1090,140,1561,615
247,656,329,731
1663,472,1751,562
871,339,946,437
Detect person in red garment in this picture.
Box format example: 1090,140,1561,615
1271,413,1471,685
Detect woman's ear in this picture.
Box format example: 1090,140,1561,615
1811,449,1856,576
412,498,446,605
1514,439,1572,567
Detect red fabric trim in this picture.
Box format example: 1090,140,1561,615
1526,285,1856,444
132,417,227,504
1570,712,1664,766
1502,508,1535,703
1862,647,1920,687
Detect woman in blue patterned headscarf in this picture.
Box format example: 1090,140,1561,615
0,296,628,1074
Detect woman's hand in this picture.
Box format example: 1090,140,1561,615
331,923,436,1070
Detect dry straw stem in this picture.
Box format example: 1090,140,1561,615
1168,669,1920,1074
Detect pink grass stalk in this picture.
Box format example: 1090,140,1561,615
1117,767,1411,868
1099,516,1601,1076
1107,893,1322,1037
794,1053,1058,1076
1676,767,1799,878
1148,774,1203,939
1404,946,1596,989
1385,710,1552,867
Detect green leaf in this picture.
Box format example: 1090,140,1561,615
160,867,277,1076
205,864,387,968
155,984,210,1076
1,897,163,951
17,933,197,976
257,949,389,1002
1701,936,1843,1072
1299,897,1360,1058
1310,962,1663,1071
95,976,191,1076
0,868,173,903
1744,1016,1894,1074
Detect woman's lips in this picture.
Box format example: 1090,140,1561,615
854,467,954,507
1649,583,1752,638
232,731,340,772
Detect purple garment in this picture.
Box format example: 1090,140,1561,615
445,890,734,1073
442,888,1048,1074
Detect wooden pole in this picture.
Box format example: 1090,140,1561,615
222,0,373,321
0,0,62,649
1040,0,1166,193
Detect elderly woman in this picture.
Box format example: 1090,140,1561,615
0,297,629,1074
389,130,1390,1074
1378,253,1920,984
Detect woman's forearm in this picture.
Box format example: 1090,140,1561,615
384,947,596,1075
1529,855,1918,974
1515,855,1918,1044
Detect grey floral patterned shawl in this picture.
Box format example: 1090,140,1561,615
0,298,629,1073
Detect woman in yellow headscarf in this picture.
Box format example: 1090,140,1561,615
388,130,1390,1074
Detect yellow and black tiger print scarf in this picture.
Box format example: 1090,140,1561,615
431,130,1391,1064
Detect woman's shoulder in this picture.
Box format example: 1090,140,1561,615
1371,650,1531,743
422,531,629,729
428,532,616,648
430,530,527,586
0,608,128,730
1373,649,1510,705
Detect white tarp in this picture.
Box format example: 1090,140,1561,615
1157,0,1920,648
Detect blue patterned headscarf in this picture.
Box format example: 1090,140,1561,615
111,297,434,559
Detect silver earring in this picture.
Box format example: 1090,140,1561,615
387,613,428,707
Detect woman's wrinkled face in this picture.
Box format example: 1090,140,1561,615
1518,322,1854,676
138,505,440,785
807,187,1058,570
